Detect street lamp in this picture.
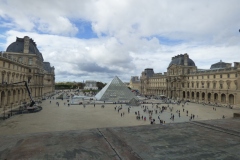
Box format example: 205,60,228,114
3,105,5,120
11,103,13,116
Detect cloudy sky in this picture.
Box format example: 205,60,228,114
0,0,240,83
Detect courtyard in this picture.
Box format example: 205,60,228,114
0,91,240,159
0,91,237,136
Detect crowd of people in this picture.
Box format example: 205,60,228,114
45,90,228,125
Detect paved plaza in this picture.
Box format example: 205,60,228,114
0,93,237,135
0,92,240,159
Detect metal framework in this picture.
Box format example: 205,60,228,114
95,76,137,102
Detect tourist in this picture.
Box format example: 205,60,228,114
150,120,153,124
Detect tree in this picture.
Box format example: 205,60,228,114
97,82,106,90
55,82,85,90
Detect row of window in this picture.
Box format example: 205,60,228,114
1,73,43,85
188,73,237,79
181,82,232,89
148,73,238,83
2,61,30,72
2,57,33,67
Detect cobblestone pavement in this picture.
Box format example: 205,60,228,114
0,118,240,160
0,92,240,159
0,95,238,136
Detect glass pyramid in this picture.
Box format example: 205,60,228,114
95,76,138,102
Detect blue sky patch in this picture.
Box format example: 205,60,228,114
74,19,98,39
142,35,183,46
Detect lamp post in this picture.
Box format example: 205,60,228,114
3,105,5,120
11,103,13,116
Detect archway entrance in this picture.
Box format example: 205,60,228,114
183,91,185,98
202,92,205,101
221,94,226,103
229,94,234,104
1,91,5,107
208,93,211,102
214,93,218,102
196,92,199,101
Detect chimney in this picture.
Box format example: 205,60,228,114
234,62,240,68
23,36,30,53
184,53,189,66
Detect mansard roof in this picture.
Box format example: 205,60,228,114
168,54,195,67
210,60,230,69
43,62,54,73
6,36,44,61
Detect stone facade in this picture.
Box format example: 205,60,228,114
0,36,55,114
129,76,140,91
139,53,240,108
84,80,98,90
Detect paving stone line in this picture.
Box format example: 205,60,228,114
97,128,122,160
104,128,143,160
189,120,240,137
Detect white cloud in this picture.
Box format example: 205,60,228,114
1,0,240,82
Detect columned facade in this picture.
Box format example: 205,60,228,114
0,36,55,115
139,53,240,108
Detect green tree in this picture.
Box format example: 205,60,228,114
97,82,106,90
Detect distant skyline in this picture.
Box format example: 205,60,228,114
0,0,240,83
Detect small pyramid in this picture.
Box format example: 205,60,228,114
95,76,138,102
128,98,140,106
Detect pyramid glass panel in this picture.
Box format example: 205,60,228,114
95,76,138,102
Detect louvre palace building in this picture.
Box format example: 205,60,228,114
0,36,55,114
131,53,240,108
